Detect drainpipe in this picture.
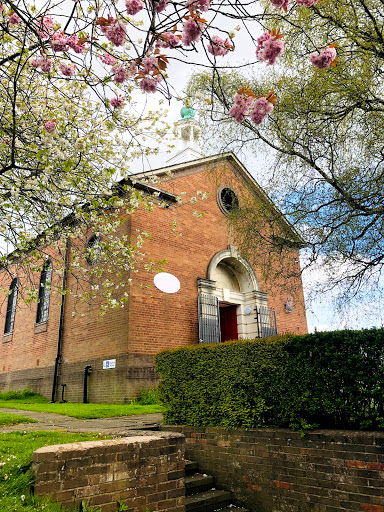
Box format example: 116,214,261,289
83,365,92,403
50,237,70,403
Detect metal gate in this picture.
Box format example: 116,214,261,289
198,294,221,344
255,306,277,338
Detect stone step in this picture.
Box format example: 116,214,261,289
185,460,199,475
186,489,232,512
215,507,250,512
186,473,214,495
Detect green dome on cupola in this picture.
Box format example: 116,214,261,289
167,100,204,165
180,106,195,120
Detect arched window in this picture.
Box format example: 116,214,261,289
4,278,18,334
85,234,102,265
36,260,53,324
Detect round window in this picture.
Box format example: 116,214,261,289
218,186,239,214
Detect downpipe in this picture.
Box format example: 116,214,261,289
83,365,92,404
50,237,70,403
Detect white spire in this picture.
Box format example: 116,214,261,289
166,104,205,165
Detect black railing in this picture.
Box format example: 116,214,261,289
198,294,221,344
255,306,277,338
198,294,277,342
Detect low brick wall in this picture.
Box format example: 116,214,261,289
32,432,185,512
163,426,384,512
0,353,159,403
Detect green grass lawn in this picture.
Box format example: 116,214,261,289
0,431,110,512
0,411,36,427
0,389,163,419
0,401,163,419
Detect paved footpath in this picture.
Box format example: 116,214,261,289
0,408,163,435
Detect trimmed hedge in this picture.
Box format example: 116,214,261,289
155,329,384,430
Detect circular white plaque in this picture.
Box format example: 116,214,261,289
153,272,180,294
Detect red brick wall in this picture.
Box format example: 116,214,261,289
0,156,307,401
163,425,384,512
0,264,62,374
127,160,307,355
32,432,185,512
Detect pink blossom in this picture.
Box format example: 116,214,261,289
44,120,56,133
42,16,55,29
0,5,4,13
207,35,233,57
249,97,274,125
113,64,129,83
51,32,69,52
182,18,203,46
156,32,180,49
199,0,211,9
112,60,137,80
185,0,198,8
9,12,21,25
39,16,55,39
39,57,53,72
152,0,168,12
229,93,255,123
296,0,318,5
67,34,86,54
256,31,284,65
256,31,270,49
310,46,337,69
270,0,289,9
30,56,52,72
125,0,144,15
128,60,138,77
59,62,76,76
141,55,158,73
111,95,125,108
101,18,127,46
186,0,211,11
100,53,117,66
139,76,160,93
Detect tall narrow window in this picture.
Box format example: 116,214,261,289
4,278,18,334
36,260,53,324
85,234,102,265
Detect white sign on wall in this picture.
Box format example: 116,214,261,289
153,272,180,293
103,359,116,370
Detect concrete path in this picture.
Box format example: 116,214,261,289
0,407,163,435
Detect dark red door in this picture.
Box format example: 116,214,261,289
220,305,238,342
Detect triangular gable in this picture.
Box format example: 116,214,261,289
133,152,304,246
166,147,205,166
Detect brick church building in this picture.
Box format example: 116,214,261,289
0,110,307,403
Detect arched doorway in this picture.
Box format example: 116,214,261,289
197,246,276,343
212,262,240,342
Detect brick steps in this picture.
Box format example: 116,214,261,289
185,460,249,512
186,473,214,494
186,489,232,512
185,460,199,473
216,508,249,512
